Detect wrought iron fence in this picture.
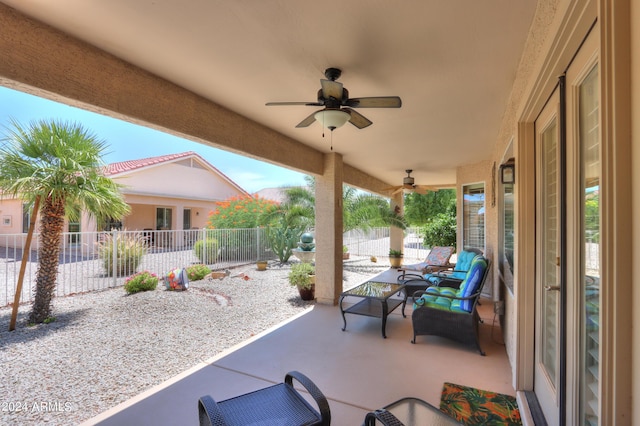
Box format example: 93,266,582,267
0,226,431,307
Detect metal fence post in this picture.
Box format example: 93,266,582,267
112,229,118,286
256,227,260,262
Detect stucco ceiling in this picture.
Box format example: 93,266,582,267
1,0,537,189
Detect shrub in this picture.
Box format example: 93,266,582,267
288,263,315,289
207,195,278,229
124,271,158,294
98,231,147,277
186,264,211,281
422,213,457,248
389,249,403,257
194,237,219,264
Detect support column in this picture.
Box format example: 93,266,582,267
389,192,404,253
315,153,343,305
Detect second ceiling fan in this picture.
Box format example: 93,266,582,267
388,170,438,195
266,68,402,130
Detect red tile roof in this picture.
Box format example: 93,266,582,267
103,151,197,175
104,151,250,196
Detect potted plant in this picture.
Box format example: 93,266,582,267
288,262,316,300
256,260,268,271
389,249,403,268
342,245,350,260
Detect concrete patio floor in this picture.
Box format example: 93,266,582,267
85,297,513,425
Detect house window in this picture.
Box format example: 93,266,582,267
100,217,123,231
156,207,172,230
183,209,192,230
500,181,515,293
68,221,80,244
462,183,485,251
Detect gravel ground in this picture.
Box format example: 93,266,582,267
0,258,389,426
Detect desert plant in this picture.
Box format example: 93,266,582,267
266,225,304,263
288,262,315,290
194,234,219,264
186,264,212,281
124,271,158,294
98,232,147,277
389,249,403,257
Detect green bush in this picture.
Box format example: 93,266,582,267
288,263,315,289
124,271,158,294
422,213,457,248
186,264,211,281
98,232,147,277
194,237,219,264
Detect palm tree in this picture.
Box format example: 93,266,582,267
0,119,130,324
283,176,407,233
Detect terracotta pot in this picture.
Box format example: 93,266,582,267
256,261,268,271
343,252,350,260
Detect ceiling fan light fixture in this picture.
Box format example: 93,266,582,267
315,109,350,131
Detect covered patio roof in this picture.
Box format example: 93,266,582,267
0,0,538,192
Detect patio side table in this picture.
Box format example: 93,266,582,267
364,397,461,425
339,281,407,338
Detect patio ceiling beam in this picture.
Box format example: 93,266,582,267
0,3,324,177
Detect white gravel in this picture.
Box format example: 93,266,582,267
0,258,389,425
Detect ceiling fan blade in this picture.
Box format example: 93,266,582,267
321,79,343,100
266,101,323,106
344,108,373,129
295,111,319,128
414,185,438,194
346,96,402,108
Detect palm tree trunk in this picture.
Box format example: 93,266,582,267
29,195,65,324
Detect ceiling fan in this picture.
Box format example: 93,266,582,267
387,170,438,195
265,68,402,130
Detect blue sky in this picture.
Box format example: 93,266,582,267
0,86,308,193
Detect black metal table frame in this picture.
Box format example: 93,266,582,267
339,281,407,338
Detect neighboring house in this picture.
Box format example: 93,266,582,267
0,151,250,239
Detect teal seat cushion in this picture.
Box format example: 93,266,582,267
413,286,457,311
456,257,488,312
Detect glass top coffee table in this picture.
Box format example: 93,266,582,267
365,397,461,425
339,281,407,338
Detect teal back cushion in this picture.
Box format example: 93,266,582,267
455,251,478,272
456,257,488,312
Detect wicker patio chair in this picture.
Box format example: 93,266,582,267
198,370,331,426
398,249,483,299
410,256,490,355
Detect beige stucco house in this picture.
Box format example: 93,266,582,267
1,1,638,424
0,151,250,237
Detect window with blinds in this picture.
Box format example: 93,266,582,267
462,183,485,251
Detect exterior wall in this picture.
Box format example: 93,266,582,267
0,199,25,233
124,197,212,230
114,160,242,201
